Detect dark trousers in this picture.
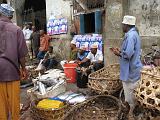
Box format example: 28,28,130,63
37,51,46,60
33,47,39,58
79,61,90,68
93,63,104,71
43,58,58,69
80,61,103,71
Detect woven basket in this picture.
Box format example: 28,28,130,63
30,99,69,120
88,64,122,95
135,67,160,111
64,95,122,120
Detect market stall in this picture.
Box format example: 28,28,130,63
25,65,160,120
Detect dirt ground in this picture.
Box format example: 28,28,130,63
20,83,160,120
20,83,90,120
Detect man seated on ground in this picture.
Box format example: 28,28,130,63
37,30,51,60
69,40,78,61
76,45,89,67
43,46,58,70
79,44,104,71
60,40,78,68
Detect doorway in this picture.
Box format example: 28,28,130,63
23,0,46,31
0,0,7,3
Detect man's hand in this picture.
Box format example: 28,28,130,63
19,57,28,80
77,61,82,65
91,62,96,65
20,68,28,80
110,47,121,56
75,60,80,64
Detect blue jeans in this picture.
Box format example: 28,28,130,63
43,58,58,69
37,51,46,60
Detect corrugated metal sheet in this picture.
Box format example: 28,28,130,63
73,0,105,15
86,0,104,9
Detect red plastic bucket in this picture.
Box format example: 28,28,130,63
64,63,78,83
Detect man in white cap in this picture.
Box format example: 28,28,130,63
60,40,78,68
110,15,142,119
76,45,89,67
80,44,104,71
70,40,78,61
77,45,88,61
0,4,28,120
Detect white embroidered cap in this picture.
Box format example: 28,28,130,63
91,44,98,49
71,40,76,45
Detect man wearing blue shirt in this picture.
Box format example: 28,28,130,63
76,45,89,67
77,46,88,61
110,15,142,118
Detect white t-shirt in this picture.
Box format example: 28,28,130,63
86,50,103,62
23,29,33,40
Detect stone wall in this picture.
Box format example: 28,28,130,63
129,0,160,37
104,0,160,65
46,0,72,60
50,38,71,61
128,0,160,53
104,0,124,65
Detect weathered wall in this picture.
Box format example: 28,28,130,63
104,0,160,65
128,0,160,49
104,0,124,65
50,39,71,61
46,0,72,60
129,0,160,36
14,0,25,26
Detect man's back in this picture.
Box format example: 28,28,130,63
24,29,32,40
0,16,28,81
